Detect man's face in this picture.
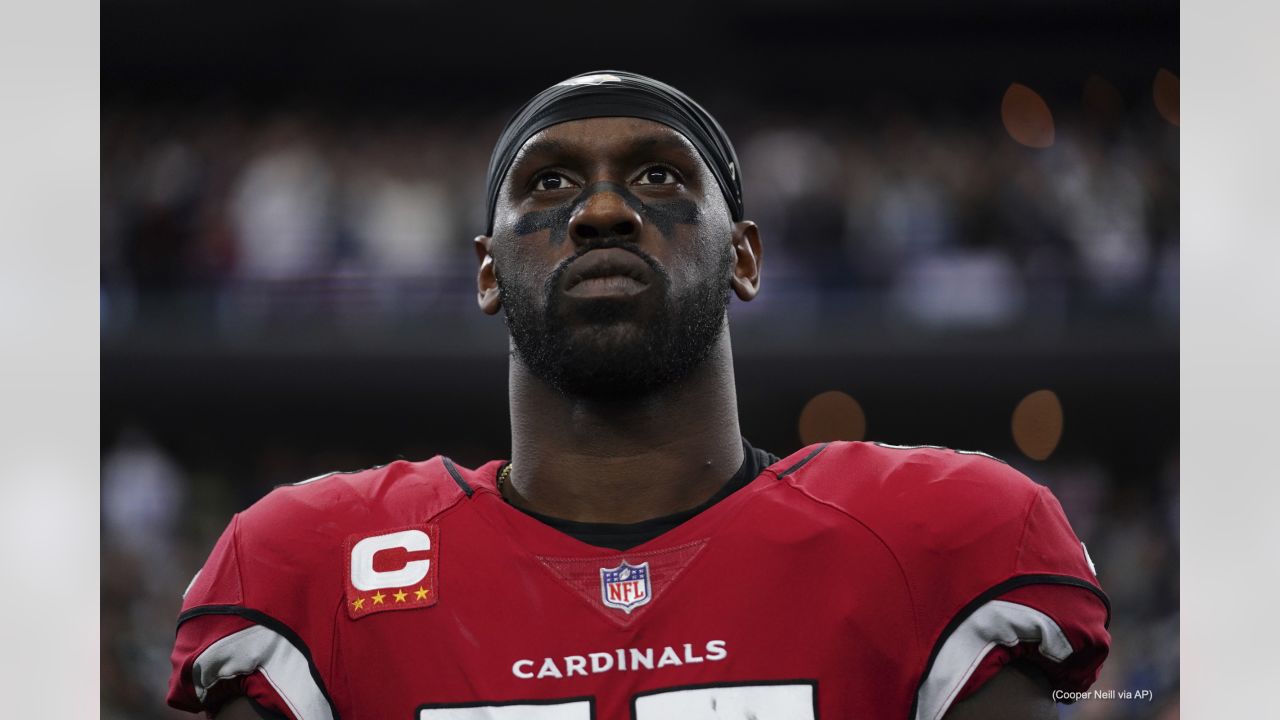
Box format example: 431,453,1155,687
483,117,739,400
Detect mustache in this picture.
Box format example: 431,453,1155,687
544,239,668,297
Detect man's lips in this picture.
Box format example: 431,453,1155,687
562,248,653,297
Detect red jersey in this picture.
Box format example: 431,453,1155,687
168,441,1110,720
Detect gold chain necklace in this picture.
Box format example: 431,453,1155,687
497,463,513,499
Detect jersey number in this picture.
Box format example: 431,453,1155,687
418,681,816,719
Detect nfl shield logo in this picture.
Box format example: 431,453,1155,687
600,560,652,614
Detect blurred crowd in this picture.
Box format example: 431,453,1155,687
101,100,1179,334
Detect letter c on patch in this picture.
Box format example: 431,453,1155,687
351,529,431,591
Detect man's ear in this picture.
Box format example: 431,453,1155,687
474,235,502,315
729,220,763,302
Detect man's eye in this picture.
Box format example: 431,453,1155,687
534,172,576,191
634,166,679,186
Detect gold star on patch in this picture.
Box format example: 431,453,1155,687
371,591,386,605
414,586,428,601
351,597,365,610
393,589,408,603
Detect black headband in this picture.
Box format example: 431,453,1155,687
483,70,744,235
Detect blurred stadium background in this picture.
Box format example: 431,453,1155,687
101,1,1178,717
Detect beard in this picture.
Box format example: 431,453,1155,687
499,242,733,401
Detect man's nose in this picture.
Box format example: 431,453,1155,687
568,189,643,244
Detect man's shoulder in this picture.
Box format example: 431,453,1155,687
773,440,1043,549
235,455,481,544
776,440,1037,501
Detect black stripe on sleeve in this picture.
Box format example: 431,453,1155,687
906,573,1112,720
441,457,474,496
776,443,830,478
177,604,342,720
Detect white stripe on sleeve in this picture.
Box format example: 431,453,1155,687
915,599,1073,720
192,624,334,720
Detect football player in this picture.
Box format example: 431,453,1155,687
169,71,1109,720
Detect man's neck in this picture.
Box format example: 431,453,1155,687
505,332,744,524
